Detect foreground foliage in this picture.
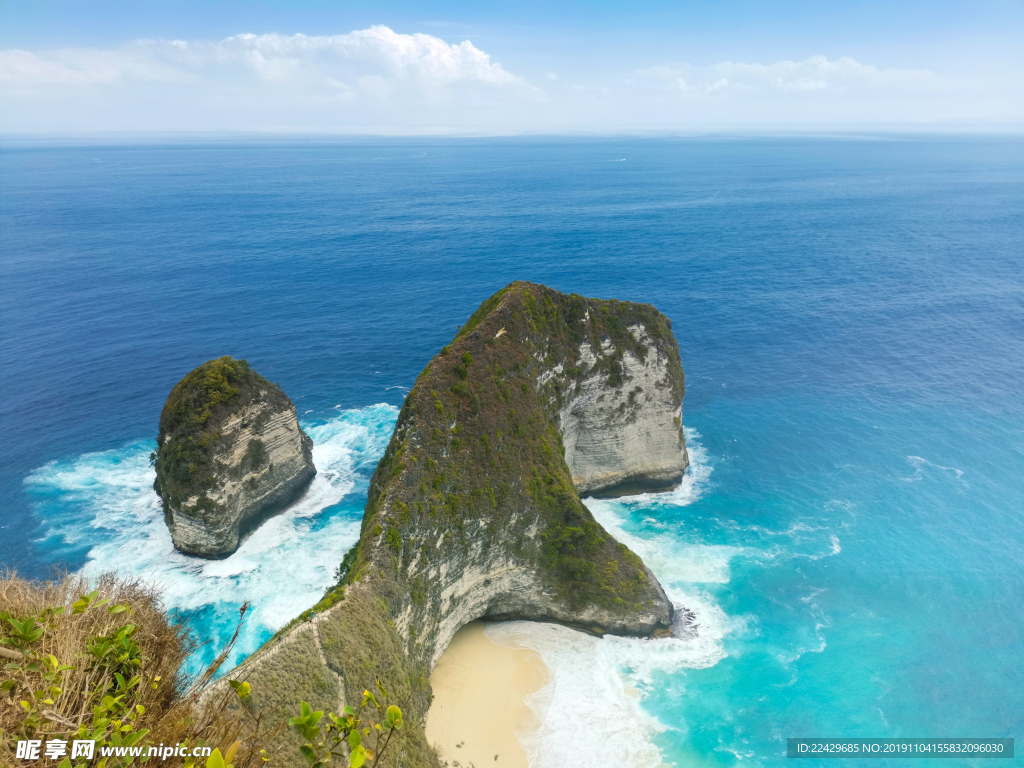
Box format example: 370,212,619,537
0,573,406,767
289,684,404,768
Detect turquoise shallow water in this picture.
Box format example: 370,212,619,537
607,400,1024,765
2,136,1022,766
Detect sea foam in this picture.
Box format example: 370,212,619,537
25,404,398,672
484,430,745,767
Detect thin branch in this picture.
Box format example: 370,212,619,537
187,601,250,696
41,709,79,729
377,727,396,764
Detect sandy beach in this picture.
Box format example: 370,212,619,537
426,622,549,768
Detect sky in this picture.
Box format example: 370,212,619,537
1,0,1022,134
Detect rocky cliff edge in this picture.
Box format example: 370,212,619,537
226,284,689,766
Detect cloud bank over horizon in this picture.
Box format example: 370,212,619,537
1,27,526,90
634,56,934,96
1,25,1019,133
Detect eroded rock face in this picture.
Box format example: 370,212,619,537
154,357,316,558
553,324,688,497
227,283,689,767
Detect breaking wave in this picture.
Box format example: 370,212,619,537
24,404,398,672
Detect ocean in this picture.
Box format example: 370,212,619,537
1,135,1022,766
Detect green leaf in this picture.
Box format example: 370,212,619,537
72,591,98,614
349,729,362,748
122,730,150,748
349,744,367,768
206,748,226,768
299,745,317,766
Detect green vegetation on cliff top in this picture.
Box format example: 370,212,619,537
153,356,286,520
349,280,683,612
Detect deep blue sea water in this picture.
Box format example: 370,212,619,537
1,136,1022,767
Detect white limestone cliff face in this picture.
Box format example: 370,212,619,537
383,504,674,670
556,324,689,496
165,396,315,558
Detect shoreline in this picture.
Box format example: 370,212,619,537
425,621,550,768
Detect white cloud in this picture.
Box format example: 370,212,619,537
0,26,544,132
0,46,190,86
0,26,527,92
0,34,1016,132
634,55,934,96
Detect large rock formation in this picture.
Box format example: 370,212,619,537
227,283,689,766
153,356,316,558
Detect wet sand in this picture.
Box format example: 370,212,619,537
425,621,549,768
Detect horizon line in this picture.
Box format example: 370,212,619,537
2,123,1023,146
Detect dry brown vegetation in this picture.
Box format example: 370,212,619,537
0,571,284,767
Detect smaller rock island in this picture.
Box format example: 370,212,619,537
153,356,316,558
